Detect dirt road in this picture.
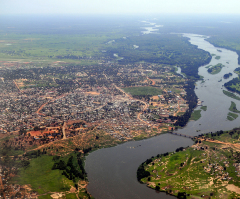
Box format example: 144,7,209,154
62,122,67,139
147,77,155,85
13,80,22,93
199,138,240,150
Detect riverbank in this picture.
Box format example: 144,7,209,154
137,130,240,199
85,33,240,199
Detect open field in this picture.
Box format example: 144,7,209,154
11,155,72,194
123,86,162,96
0,33,126,62
11,152,93,199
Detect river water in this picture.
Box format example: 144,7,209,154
85,34,240,199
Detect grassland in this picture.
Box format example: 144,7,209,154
11,155,72,194
123,86,162,96
11,153,93,199
138,130,240,199
190,110,201,121
223,90,240,100
0,31,128,67
207,63,225,75
6,129,121,198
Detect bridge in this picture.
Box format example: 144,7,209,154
168,132,195,139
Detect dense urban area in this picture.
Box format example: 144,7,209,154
0,58,193,198
1,14,240,199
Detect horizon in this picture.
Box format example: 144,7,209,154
1,0,240,15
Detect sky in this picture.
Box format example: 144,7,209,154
1,0,240,15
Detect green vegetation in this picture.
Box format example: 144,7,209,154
227,112,238,121
207,36,240,65
223,90,240,100
138,130,240,198
207,63,225,74
12,155,72,194
106,34,211,79
11,152,90,198
204,129,240,144
223,73,233,79
215,56,221,60
205,65,211,68
234,67,240,76
177,112,185,116
200,106,207,111
229,101,240,113
123,86,162,96
190,110,201,121
224,73,240,94
38,195,53,199
0,32,127,64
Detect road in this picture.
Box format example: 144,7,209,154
13,80,22,93
198,138,240,151
147,77,155,85
113,84,150,125
62,122,67,139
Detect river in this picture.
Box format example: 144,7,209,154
85,34,240,199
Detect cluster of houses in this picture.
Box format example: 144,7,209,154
0,165,36,198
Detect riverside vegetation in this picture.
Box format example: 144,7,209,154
137,130,240,199
2,15,240,198
0,20,212,198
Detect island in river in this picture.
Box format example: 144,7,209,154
137,129,240,199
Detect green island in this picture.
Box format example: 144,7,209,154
215,56,221,60
224,77,240,94
223,73,233,79
229,101,240,113
227,112,238,121
190,110,201,121
207,63,225,75
223,90,240,100
234,67,240,76
224,68,240,94
137,130,240,199
200,106,207,111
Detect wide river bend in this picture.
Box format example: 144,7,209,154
85,34,240,199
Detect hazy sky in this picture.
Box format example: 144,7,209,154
1,0,240,15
